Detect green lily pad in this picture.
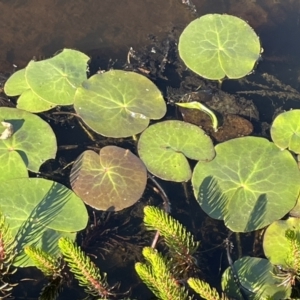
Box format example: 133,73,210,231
271,110,300,154
138,120,215,182
192,137,300,232
70,147,147,211
0,107,57,172
178,14,261,80
263,217,300,266
4,49,89,111
74,70,166,138
222,257,291,300
0,178,88,267
4,69,57,112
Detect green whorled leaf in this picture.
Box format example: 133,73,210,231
0,151,28,181
17,89,57,113
178,14,261,80
15,230,76,267
138,120,215,182
70,147,147,211
263,217,300,266
74,70,166,138
25,49,89,105
222,257,291,300
0,178,88,267
0,107,57,172
192,136,300,232
4,69,29,96
271,110,300,154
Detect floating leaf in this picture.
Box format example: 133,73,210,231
74,70,166,138
263,217,300,266
4,49,89,112
138,120,215,182
0,178,88,267
271,110,300,154
192,137,300,232
0,107,57,172
70,147,147,211
178,14,261,80
222,256,291,300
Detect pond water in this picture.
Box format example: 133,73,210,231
1,0,300,299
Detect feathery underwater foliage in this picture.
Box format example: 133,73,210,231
135,246,191,300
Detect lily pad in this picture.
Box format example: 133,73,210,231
192,136,300,232
0,178,88,267
222,256,291,300
263,217,300,266
271,110,300,154
74,70,166,138
4,69,57,112
0,107,57,172
178,14,261,80
138,120,215,182
4,49,89,111
70,147,147,211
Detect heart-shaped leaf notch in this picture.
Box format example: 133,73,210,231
138,120,215,182
70,146,147,211
74,70,166,137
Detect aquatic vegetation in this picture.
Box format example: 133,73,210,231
271,109,300,154
74,69,166,138
138,120,215,182
0,10,300,299
192,136,300,232
4,49,89,112
70,146,147,211
178,14,261,80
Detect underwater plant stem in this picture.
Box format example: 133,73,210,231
147,174,171,213
147,174,171,248
225,238,251,300
235,232,243,258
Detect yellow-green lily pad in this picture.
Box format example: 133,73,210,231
138,120,215,182
271,110,300,154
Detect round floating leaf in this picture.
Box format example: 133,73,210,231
222,257,291,300
263,217,300,266
178,14,261,80
138,120,215,182
25,49,89,105
192,137,300,232
74,70,166,137
271,110,300,154
0,178,88,267
0,107,57,172
70,147,147,211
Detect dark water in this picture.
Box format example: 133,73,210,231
1,0,300,299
